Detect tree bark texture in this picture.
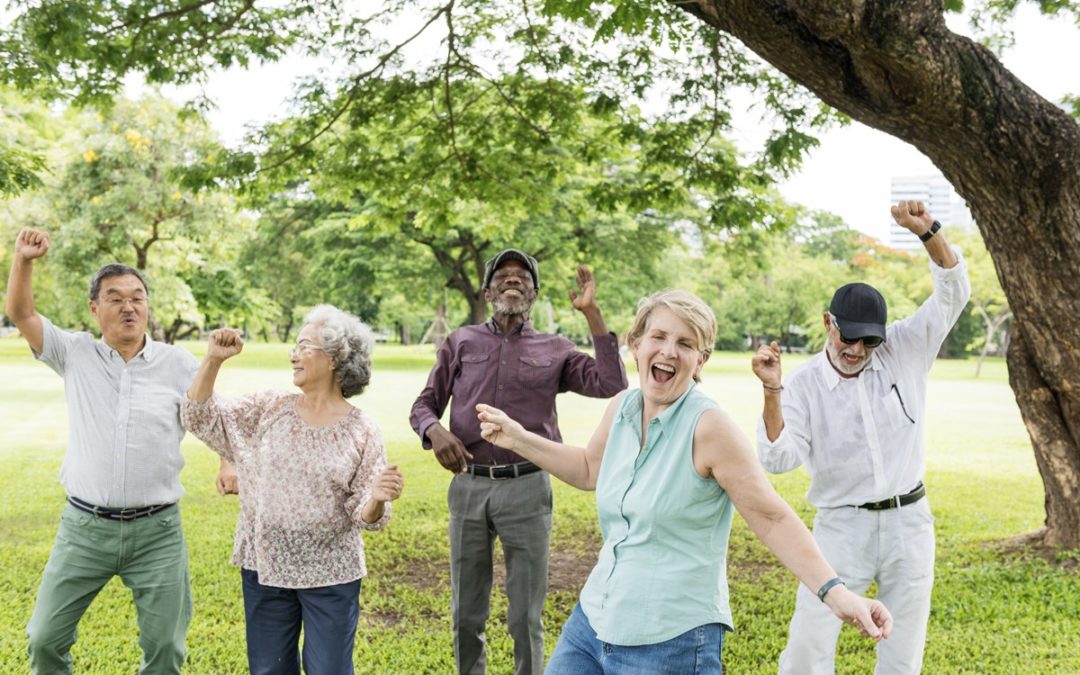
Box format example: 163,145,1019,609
675,0,1080,547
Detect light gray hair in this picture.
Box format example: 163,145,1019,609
302,304,374,398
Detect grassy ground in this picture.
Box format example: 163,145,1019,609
0,339,1077,673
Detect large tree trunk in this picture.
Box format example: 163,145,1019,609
676,0,1080,547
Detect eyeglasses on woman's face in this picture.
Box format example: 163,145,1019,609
290,341,325,358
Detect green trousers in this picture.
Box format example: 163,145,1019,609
26,502,192,675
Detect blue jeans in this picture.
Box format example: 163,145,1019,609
545,604,725,674
241,568,361,675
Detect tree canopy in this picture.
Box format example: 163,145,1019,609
3,0,1080,547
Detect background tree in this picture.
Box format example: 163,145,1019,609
638,0,1080,548
4,0,1078,546
4,96,255,341
953,230,1012,375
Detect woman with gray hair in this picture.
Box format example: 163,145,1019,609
182,304,403,675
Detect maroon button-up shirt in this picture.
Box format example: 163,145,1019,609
410,318,628,465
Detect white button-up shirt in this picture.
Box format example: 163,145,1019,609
757,250,971,508
35,316,198,508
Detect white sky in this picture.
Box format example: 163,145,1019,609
141,4,1079,241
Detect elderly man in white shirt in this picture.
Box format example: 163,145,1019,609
6,227,199,674
751,201,971,675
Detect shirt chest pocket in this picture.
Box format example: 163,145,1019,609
518,356,558,390
457,353,492,396
461,353,491,367
880,386,916,430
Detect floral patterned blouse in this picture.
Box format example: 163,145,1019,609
182,390,391,589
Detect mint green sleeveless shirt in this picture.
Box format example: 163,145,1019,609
579,383,735,645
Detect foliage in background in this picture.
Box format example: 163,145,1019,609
0,96,271,339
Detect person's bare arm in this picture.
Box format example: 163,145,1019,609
696,409,893,640
5,228,50,354
476,394,622,490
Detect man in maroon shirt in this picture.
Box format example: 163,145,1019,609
410,248,627,675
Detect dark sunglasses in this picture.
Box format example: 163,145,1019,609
838,332,884,348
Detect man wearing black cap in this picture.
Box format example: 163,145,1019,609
410,249,627,674
751,201,970,674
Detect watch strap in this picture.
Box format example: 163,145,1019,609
919,220,941,242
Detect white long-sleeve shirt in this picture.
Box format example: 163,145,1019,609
757,248,971,508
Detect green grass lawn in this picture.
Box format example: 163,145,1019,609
0,339,1077,673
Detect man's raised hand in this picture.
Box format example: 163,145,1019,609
568,264,597,313
752,340,783,389
15,228,50,261
890,200,935,236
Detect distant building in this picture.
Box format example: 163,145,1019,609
888,174,974,251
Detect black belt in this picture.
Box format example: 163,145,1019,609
466,461,542,479
68,496,175,521
856,482,926,511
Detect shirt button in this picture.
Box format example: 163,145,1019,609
498,384,504,390
500,360,506,365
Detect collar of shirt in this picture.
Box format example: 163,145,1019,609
98,334,154,362
816,347,884,390
485,317,536,337
614,382,698,433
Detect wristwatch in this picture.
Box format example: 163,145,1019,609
919,220,941,242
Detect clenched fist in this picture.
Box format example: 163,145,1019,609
371,465,404,503
14,228,50,261
890,200,935,237
207,328,244,362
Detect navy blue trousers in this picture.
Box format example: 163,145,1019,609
241,568,361,675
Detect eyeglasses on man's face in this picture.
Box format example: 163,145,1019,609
837,331,884,349
829,314,884,348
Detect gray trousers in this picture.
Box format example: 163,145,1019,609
449,471,552,675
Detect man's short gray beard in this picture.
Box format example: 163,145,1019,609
492,298,534,316
825,340,868,376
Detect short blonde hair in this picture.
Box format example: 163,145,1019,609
625,290,716,382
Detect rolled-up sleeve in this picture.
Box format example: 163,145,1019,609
33,316,82,375
560,332,628,398
891,246,972,371
756,391,812,474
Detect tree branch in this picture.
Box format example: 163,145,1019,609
259,1,454,174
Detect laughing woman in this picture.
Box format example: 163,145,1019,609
477,290,891,674
182,305,403,675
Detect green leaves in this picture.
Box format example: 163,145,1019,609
1,0,309,105
0,145,46,197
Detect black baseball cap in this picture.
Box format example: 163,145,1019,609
483,249,540,290
829,283,887,343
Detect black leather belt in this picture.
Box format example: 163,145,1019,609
466,461,542,479
68,496,175,521
856,482,926,511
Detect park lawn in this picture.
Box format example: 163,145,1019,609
0,340,1077,673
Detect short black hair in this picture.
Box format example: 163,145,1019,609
88,264,150,301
